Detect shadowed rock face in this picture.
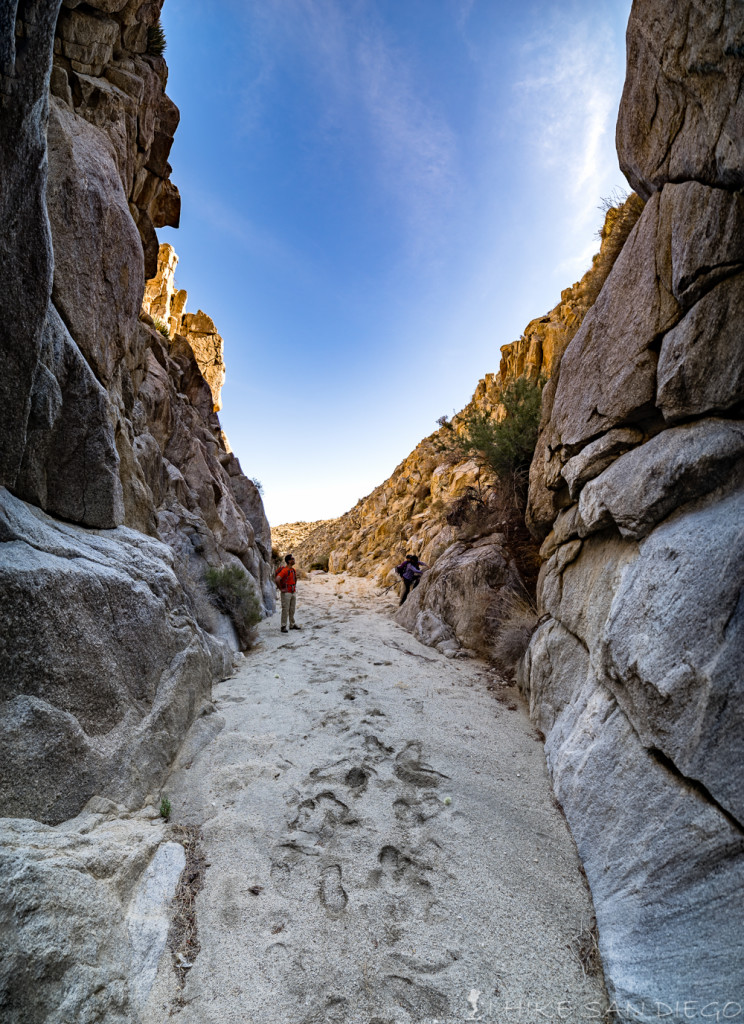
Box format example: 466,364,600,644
524,0,744,1014
0,0,61,488
0,489,230,824
0,0,273,825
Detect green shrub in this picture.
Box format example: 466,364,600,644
251,477,264,495
147,20,166,56
160,796,172,821
172,554,221,635
437,376,545,481
153,318,170,338
204,564,262,650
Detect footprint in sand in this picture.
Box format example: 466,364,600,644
319,864,348,912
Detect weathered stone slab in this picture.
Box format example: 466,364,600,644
663,183,744,311
126,841,186,1011
617,0,744,198
601,485,744,823
0,488,230,824
550,182,744,463
578,419,744,539
16,303,124,528
0,0,61,487
550,192,678,453
0,808,178,1023
657,273,744,422
526,635,744,1019
561,428,643,500
47,97,144,386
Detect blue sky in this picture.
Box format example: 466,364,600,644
159,0,633,526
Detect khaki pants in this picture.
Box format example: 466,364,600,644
280,591,296,628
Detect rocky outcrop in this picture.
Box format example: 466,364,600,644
142,243,227,411
0,0,273,833
0,488,229,824
271,518,335,557
297,195,642,656
51,0,181,279
521,1,744,1016
0,799,186,1021
616,0,744,199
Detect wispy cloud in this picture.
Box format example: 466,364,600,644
178,178,314,282
355,27,457,222
236,0,459,252
451,0,476,34
512,8,628,272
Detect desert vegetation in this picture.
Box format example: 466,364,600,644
204,564,262,649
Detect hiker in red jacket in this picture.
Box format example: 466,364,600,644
276,554,301,633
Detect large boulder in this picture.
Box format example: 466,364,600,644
396,536,522,657
47,97,145,387
0,804,185,1023
523,621,744,1018
0,0,62,486
577,418,744,540
15,304,124,529
617,0,744,198
599,485,744,823
0,488,231,824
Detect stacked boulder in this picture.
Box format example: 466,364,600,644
521,0,744,1014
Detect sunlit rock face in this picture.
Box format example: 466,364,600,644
0,0,273,829
297,197,640,657
522,0,744,1014
142,243,227,412
271,519,335,556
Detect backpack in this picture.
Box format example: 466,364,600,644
394,561,407,577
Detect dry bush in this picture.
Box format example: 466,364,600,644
445,487,489,529
485,476,542,595
490,590,540,676
571,916,603,979
168,825,206,984
585,192,645,306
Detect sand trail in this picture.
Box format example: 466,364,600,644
148,574,606,1023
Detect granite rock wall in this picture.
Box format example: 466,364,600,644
0,0,273,828
520,1,744,1016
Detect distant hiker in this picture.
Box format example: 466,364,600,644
276,554,301,632
395,553,428,606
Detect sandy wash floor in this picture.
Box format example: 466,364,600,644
145,572,607,1024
